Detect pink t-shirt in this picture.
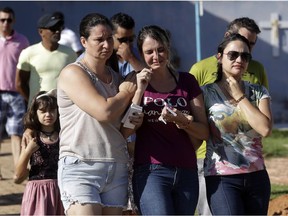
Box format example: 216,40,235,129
0,31,29,91
134,72,201,169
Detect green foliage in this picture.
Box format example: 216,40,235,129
270,129,288,138
263,129,288,158
270,184,288,200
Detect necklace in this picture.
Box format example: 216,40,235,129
217,81,245,106
82,59,111,84
40,130,55,141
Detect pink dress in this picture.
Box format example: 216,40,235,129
20,134,64,215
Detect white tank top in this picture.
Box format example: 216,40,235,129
58,62,129,163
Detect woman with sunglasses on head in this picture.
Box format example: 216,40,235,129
202,33,273,215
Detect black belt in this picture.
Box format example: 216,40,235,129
0,90,17,94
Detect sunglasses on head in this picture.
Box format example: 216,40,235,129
223,51,252,62
0,18,13,23
117,36,135,43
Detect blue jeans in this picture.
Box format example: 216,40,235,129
132,164,199,215
0,92,26,138
205,170,271,215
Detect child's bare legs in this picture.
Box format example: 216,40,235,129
11,135,21,166
67,203,123,215
11,135,21,181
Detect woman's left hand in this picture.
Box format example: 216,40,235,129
159,105,193,129
159,105,177,123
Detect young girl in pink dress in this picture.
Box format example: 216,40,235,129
14,89,64,215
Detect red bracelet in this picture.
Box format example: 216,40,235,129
235,94,246,103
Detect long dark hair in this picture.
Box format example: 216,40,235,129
23,91,60,132
215,33,251,82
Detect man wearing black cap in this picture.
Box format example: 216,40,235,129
52,11,83,56
15,13,77,105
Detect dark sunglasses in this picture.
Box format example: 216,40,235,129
0,18,13,23
223,51,252,62
117,36,135,43
45,25,64,32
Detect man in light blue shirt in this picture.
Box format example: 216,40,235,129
110,13,144,215
110,12,144,76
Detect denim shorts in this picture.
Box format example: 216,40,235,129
0,92,26,138
58,156,129,212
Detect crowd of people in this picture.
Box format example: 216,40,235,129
0,5,273,216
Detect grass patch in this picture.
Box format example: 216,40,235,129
270,184,288,200
263,129,288,158
263,129,288,200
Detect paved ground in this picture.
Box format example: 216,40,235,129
0,139,25,215
0,138,288,215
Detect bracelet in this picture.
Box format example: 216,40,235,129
235,94,246,103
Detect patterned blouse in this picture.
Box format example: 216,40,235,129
202,81,270,176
